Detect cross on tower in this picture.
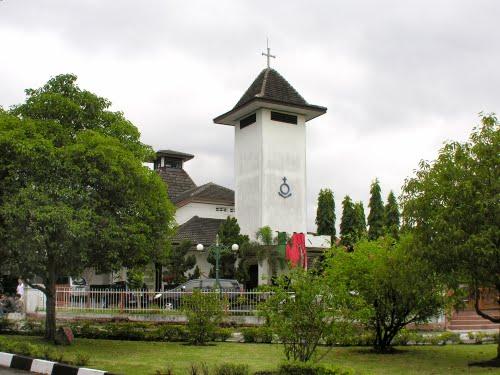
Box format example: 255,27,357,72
261,38,276,68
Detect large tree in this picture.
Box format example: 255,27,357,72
315,188,336,241
326,236,448,353
367,179,385,240
402,113,499,357
384,191,400,239
0,74,175,341
339,195,357,250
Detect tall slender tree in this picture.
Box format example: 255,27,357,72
384,191,400,238
353,201,367,240
368,179,385,240
340,195,356,250
315,188,336,242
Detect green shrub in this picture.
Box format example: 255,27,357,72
182,291,224,345
157,325,189,342
241,327,273,343
468,331,493,344
73,351,90,366
278,362,354,375
0,318,14,333
188,362,209,375
213,363,249,375
241,327,258,343
213,328,233,342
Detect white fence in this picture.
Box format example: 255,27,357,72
27,287,270,316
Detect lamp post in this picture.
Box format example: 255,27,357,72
196,234,239,289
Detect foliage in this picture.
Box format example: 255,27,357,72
182,290,224,345
0,74,175,340
213,363,250,375
240,327,274,343
256,226,275,245
339,196,356,250
402,113,500,331
208,217,249,278
74,351,91,366
261,269,344,362
353,202,367,240
126,268,145,290
278,362,355,375
367,179,385,240
325,236,448,353
315,188,336,240
163,240,196,286
383,191,400,239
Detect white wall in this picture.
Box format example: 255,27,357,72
234,110,263,238
235,108,307,239
175,202,234,225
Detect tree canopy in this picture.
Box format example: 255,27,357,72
402,113,499,325
315,188,336,240
0,74,175,340
326,236,448,353
367,179,385,240
339,195,357,250
384,191,400,238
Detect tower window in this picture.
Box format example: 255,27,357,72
240,113,256,129
271,111,297,125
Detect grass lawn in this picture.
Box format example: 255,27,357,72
1,335,498,375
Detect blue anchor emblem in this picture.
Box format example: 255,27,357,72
278,177,292,198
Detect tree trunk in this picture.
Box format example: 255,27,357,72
44,262,57,342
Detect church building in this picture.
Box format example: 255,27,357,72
156,51,329,289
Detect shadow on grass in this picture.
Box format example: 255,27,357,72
469,358,500,368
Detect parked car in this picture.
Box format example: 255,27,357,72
156,278,243,309
90,281,149,309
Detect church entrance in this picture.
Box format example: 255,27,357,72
247,264,259,290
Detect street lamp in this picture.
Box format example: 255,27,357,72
196,234,239,289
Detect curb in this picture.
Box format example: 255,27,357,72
0,352,116,374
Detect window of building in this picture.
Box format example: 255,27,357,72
271,111,298,125
240,113,256,129
230,208,235,213
216,207,227,212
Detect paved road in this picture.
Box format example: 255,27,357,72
0,368,32,374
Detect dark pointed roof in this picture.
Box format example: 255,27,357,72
156,150,194,162
157,167,197,202
214,68,327,125
173,216,225,245
234,68,308,109
173,182,234,206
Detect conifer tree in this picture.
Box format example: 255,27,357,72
367,179,385,240
315,188,336,240
353,201,367,240
340,195,356,249
384,191,400,238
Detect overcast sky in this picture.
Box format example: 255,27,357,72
1,1,499,231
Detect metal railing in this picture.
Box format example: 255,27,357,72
49,288,270,316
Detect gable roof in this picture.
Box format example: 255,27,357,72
157,167,197,202
173,216,225,245
214,68,327,125
173,182,234,206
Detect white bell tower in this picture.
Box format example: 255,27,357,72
214,49,326,239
